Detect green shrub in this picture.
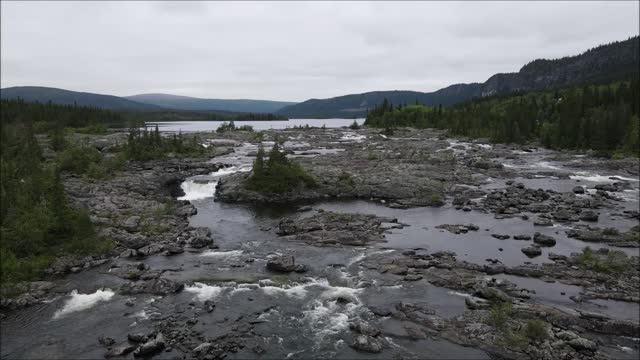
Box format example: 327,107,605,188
430,194,443,203
103,152,128,173
485,302,513,329
523,319,548,342
86,162,108,180
75,123,108,135
49,127,67,151
578,247,629,273
57,144,103,174
338,171,355,186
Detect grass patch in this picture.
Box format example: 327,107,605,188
523,319,548,343
577,247,629,273
485,301,513,329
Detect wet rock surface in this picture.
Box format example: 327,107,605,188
277,210,401,246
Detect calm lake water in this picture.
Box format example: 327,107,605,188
145,118,364,132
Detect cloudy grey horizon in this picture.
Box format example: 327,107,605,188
1,1,638,102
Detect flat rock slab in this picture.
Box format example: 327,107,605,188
277,211,396,246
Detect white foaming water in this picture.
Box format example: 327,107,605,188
340,132,366,142
185,282,224,301
228,287,252,297
53,289,115,319
302,300,353,346
319,283,362,304
619,346,633,353
257,308,280,321
621,189,640,202
447,290,472,298
178,180,218,201
178,166,251,201
133,309,150,320
535,161,563,170
198,250,244,258
214,166,251,177
260,282,313,299
346,252,366,266
569,172,637,183
367,249,396,257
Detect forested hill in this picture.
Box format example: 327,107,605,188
275,85,483,119
125,93,295,113
364,80,640,155
0,86,159,111
278,36,639,118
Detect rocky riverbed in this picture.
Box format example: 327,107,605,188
1,126,638,359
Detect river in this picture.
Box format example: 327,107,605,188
145,118,364,132
1,131,638,359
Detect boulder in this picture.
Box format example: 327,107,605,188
121,216,141,232
266,255,305,273
349,321,381,337
349,334,382,353
568,337,597,352
579,211,599,222
120,278,184,296
522,246,542,257
193,342,213,354
119,235,151,250
165,243,184,255
533,232,556,246
595,184,617,192
474,286,510,303
105,344,136,358
533,217,553,226
572,186,585,194
133,333,165,357
128,333,148,343
403,274,423,281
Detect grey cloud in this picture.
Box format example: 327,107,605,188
1,1,637,101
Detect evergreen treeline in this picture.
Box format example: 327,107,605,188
208,112,287,121
120,110,288,123
246,140,316,193
1,98,134,132
364,80,639,155
125,126,207,161
1,120,111,287
0,101,211,288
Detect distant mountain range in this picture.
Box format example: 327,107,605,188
125,93,295,113
278,36,639,118
0,87,295,113
0,86,159,111
2,36,637,118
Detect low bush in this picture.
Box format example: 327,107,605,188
577,247,629,273
523,319,548,342
485,302,513,329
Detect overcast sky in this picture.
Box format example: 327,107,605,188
1,1,638,101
